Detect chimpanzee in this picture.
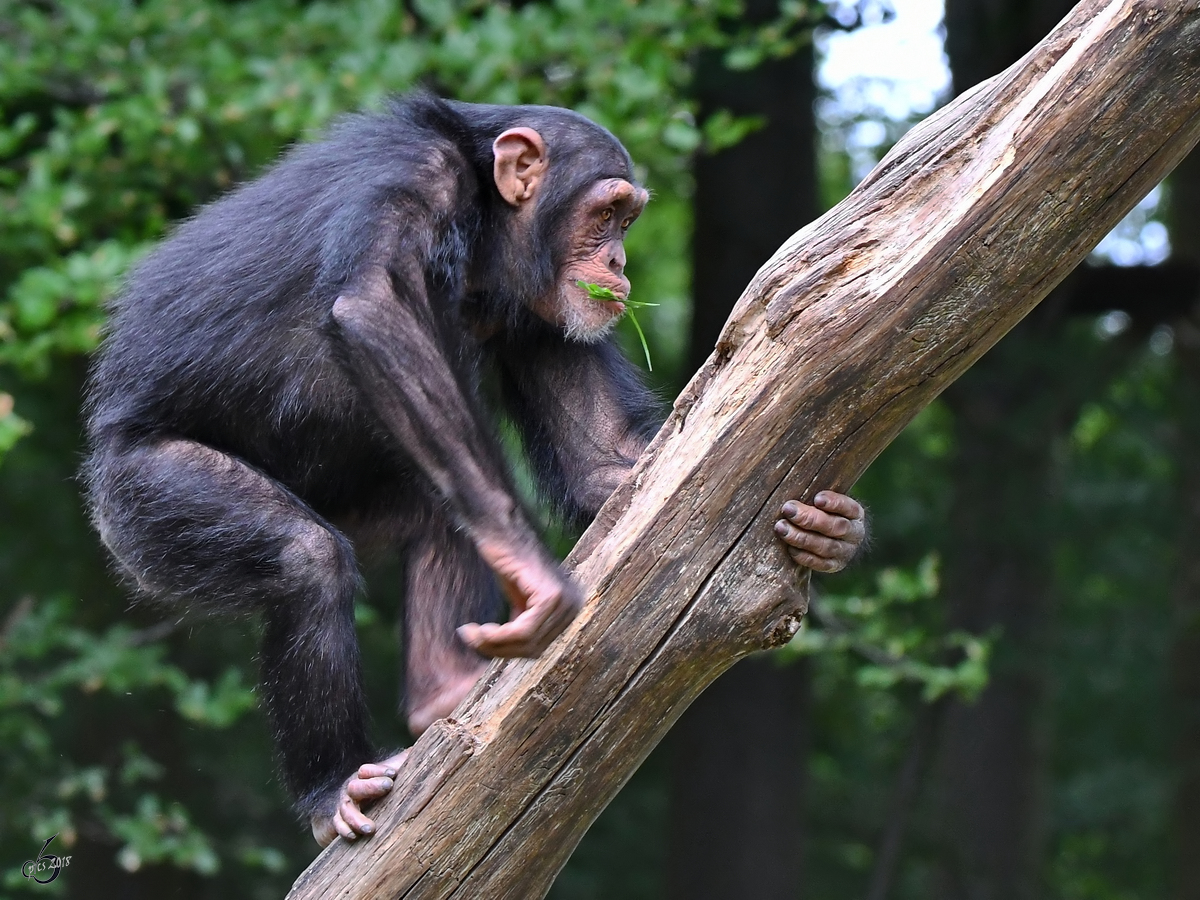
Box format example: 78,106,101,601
83,94,865,845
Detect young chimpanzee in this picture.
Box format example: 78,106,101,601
83,94,865,845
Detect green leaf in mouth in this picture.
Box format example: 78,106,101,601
576,280,622,301
575,280,659,371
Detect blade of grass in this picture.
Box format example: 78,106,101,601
625,309,653,372
576,281,657,370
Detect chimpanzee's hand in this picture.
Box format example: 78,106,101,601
457,541,582,658
774,491,866,573
311,750,409,847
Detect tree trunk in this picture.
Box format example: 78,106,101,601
1172,312,1200,900
289,3,1200,896
929,371,1057,899
1167,147,1200,900
668,658,810,900
688,9,816,374
945,0,1077,96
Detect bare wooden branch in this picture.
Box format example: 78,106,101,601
290,1,1200,896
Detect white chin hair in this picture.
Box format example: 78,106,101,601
562,309,620,344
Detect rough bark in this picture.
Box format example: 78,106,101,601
289,3,1200,896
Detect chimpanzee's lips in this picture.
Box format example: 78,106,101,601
578,283,628,310
590,295,626,315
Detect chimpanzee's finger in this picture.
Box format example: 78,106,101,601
357,762,399,780
812,491,864,521
463,617,550,657
774,519,845,559
779,500,851,540
787,546,847,573
347,776,394,802
459,592,577,657
332,810,357,841
337,796,376,837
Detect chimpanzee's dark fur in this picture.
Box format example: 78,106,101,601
83,94,660,819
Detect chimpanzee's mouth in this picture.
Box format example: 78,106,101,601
576,279,629,306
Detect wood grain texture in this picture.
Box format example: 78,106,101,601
290,1,1200,896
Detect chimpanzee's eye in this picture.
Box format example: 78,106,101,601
600,208,613,222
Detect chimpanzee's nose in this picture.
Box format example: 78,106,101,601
609,242,626,274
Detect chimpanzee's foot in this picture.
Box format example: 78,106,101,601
405,667,487,736
311,750,409,847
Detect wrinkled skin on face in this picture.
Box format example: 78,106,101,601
531,178,649,343
491,125,648,344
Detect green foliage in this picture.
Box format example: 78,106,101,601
1042,342,1177,899
0,595,274,893
8,2,1177,897
783,555,991,702
2,242,138,379
0,0,828,890
0,391,32,462
0,0,804,401
719,0,821,71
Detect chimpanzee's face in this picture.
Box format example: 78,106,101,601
532,177,648,343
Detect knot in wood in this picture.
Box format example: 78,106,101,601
762,609,805,649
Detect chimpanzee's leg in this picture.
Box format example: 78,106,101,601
402,512,503,735
88,437,372,818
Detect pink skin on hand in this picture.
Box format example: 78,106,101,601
311,750,409,848
310,550,581,846
311,549,579,846
773,491,866,573
456,540,581,658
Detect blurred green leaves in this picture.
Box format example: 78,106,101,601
0,392,32,460
783,554,991,702
0,0,827,889
0,0,818,422
0,1,1010,895
0,594,267,892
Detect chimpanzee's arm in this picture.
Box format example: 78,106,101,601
497,329,661,527
331,263,579,657
498,328,868,570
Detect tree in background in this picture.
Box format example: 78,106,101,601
1165,140,1200,900
667,4,1200,899
922,4,1079,896
667,0,815,895
910,4,1200,899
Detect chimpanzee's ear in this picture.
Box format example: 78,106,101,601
493,128,548,206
